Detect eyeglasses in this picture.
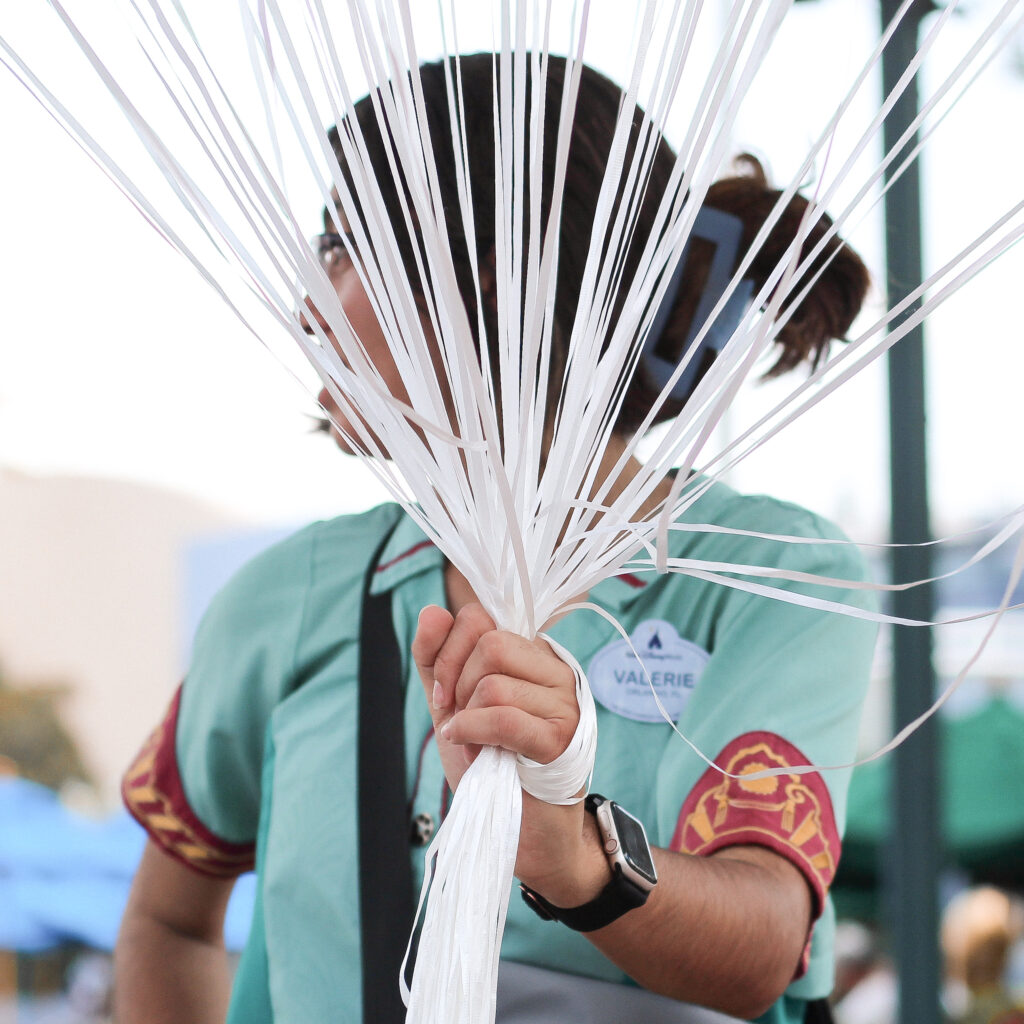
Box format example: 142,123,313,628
311,231,355,271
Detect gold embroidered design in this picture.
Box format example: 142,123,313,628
122,694,254,878
673,733,839,902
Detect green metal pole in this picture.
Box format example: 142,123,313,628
879,2,943,1022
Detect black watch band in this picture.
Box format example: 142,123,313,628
518,793,656,932
519,867,648,932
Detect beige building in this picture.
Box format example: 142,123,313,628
0,467,245,809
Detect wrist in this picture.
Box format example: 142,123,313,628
516,799,611,907
519,794,659,932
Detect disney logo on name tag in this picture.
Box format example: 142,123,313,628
587,619,710,724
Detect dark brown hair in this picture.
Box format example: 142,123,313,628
331,54,869,436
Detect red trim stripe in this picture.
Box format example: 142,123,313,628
122,687,255,878
375,539,435,573
616,572,647,589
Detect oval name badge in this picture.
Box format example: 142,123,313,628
587,619,710,724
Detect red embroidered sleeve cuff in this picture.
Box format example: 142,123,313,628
669,732,840,976
121,686,255,878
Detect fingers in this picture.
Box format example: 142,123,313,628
461,671,568,723
420,603,496,713
446,631,579,765
454,630,573,711
411,603,457,723
441,703,569,765
411,601,579,767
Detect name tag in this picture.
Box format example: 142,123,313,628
587,619,709,724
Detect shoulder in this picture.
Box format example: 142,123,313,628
165,503,410,845
684,476,849,541
679,477,870,582
199,502,406,637
222,502,404,592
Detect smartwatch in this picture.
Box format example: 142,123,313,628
519,793,658,932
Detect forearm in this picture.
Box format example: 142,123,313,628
114,841,236,1024
530,810,812,1020
591,846,810,1018
414,611,814,1018
115,920,230,1023
114,909,232,1024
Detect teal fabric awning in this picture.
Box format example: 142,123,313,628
837,696,1024,909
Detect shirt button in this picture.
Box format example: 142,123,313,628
410,812,435,846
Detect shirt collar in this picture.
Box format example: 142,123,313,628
587,476,717,611
367,511,665,608
369,511,444,595
589,567,653,612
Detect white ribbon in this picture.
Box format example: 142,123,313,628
3,5,1023,1024
516,635,598,805
403,635,599,1024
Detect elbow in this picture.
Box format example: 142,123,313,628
689,951,800,1020
727,984,790,1022
730,936,806,1019
705,975,791,1021
743,948,810,1019
650,954,795,1020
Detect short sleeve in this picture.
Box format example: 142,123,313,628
660,497,878,915
122,522,321,875
651,497,877,996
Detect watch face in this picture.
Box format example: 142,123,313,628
609,803,658,885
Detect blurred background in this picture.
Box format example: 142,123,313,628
1,0,1022,1020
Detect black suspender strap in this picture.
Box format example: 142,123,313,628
804,998,836,1023
359,519,415,1024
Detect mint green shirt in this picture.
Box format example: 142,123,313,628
172,481,876,1023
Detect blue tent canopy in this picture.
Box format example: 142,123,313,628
0,777,253,952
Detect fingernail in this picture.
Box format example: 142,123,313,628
432,680,444,709
440,719,452,739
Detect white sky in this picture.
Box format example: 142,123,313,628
0,0,1021,537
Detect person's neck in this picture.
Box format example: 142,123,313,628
596,434,674,523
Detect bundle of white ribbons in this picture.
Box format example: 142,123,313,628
2,2,1023,1021
404,637,597,1022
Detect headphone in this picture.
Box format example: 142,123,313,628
641,205,754,404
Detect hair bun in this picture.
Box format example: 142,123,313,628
706,155,871,375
